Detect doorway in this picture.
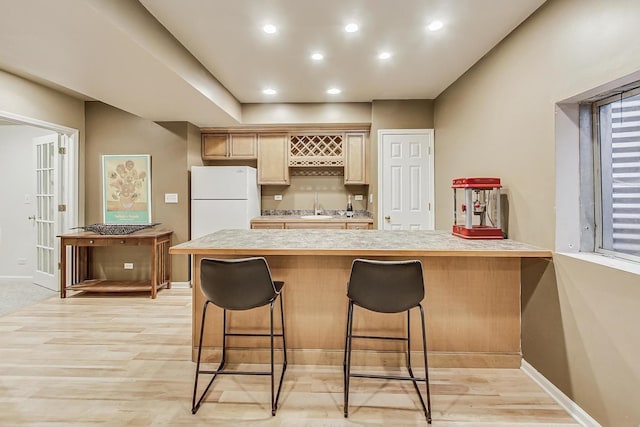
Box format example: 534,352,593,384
0,111,78,292
377,129,434,230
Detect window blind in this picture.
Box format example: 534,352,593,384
604,93,640,256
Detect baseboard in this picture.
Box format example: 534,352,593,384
169,281,192,289
0,275,33,280
521,359,601,427
194,347,521,368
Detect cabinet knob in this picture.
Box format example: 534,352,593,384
89,240,94,244
120,240,125,244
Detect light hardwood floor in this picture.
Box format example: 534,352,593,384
0,289,580,426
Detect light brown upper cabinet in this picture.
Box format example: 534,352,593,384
202,133,257,159
257,133,290,185
344,132,368,185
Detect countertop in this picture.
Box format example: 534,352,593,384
170,229,551,257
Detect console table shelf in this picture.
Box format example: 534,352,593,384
59,230,172,299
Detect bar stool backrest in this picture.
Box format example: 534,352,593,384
200,257,278,311
347,259,424,313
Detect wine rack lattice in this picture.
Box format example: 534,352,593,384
289,134,344,166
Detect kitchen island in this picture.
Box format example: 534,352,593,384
170,229,551,368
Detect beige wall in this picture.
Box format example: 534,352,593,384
85,102,190,282
261,175,368,212
0,69,86,219
0,70,85,130
242,102,371,124
433,0,640,425
186,122,203,169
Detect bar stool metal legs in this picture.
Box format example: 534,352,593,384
343,301,432,423
192,290,287,416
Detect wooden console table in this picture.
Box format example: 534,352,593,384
59,229,172,299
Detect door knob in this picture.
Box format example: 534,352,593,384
384,215,391,221
28,215,36,220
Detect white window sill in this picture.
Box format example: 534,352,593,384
557,251,640,276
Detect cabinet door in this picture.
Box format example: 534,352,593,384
344,132,368,184
258,134,290,185
202,134,229,159
251,221,285,229
285,222,346,230
229,133,257,159
346,222,371,230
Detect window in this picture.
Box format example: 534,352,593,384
593,87,640,261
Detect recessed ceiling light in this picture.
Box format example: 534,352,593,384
378,52,392,60
311,52,324,61
344,23,359,33
263,24,277,34
327,88,341,95
263,88,277,95
427,20,443,31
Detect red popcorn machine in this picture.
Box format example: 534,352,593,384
452,177,503,239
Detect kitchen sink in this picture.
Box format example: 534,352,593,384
300,215,333,219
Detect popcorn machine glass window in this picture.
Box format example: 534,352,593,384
452,177,503,239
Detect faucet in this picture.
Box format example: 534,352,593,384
314,192,321,215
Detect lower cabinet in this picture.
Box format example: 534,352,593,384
251,220,372,230
284,222,346,230
346,222,371,230
251,222,285,229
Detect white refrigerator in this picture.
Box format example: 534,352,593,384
190,166,260,239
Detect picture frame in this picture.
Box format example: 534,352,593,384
102,154,152,224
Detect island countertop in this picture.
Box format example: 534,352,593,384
169,229,551,257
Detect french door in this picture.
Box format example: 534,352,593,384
32,133,63,290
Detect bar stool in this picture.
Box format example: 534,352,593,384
343,259,432,423
192,257,287,416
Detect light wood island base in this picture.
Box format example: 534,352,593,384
170,230,552,368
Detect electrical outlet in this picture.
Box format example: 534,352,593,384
124,262,134,270
164,193,178,203
274,194,283,201
355,195,363,201
17,258,27,265
369,194,374,203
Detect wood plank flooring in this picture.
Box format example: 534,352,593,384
0,289,580,426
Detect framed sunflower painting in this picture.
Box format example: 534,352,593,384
102,154,152,224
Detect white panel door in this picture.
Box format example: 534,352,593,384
379,130,434,230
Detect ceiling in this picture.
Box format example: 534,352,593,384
0,0,546,127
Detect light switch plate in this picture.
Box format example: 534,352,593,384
164,193,178,203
